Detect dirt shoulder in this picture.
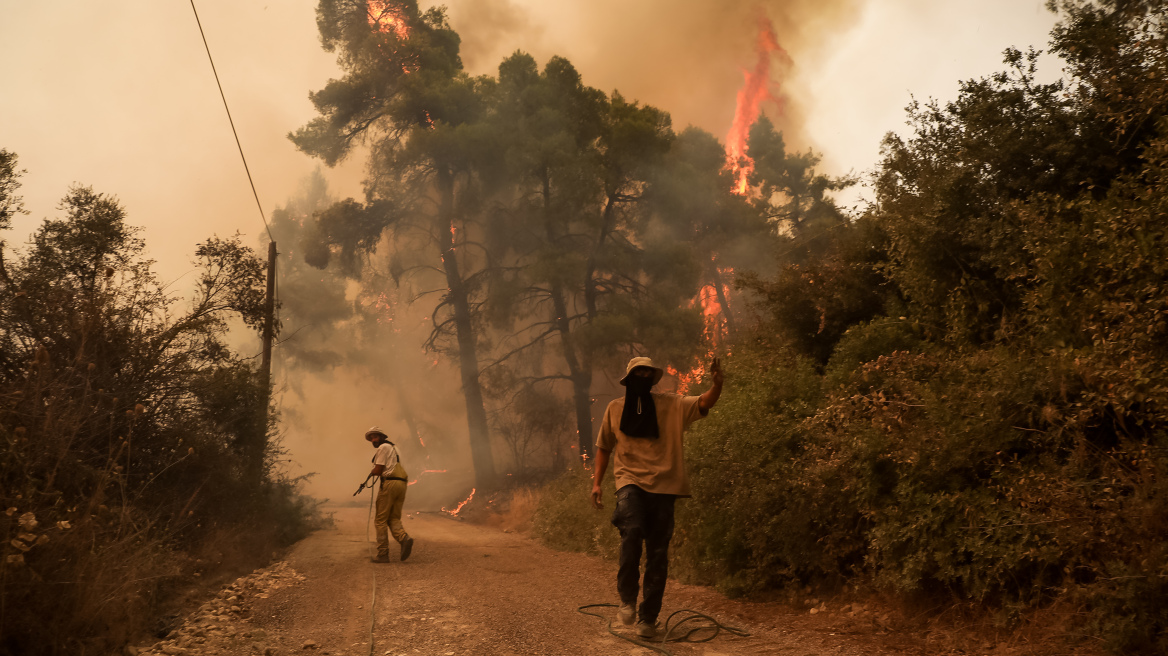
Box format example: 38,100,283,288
135,506,1054,656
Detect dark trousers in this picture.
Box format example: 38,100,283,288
611,484,676,624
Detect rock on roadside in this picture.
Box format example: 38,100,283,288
136,561,306,656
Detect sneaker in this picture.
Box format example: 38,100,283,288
617,604,635,626
371,554,390,563
635,620,658,639
400,536,414,562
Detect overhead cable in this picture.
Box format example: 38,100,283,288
188,0,275,243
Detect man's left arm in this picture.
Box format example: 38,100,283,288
698,357,724,412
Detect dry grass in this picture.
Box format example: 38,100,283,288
480,486,543,535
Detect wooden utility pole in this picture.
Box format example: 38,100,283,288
260,240,277,399
254,240,276,485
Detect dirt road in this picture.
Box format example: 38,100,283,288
140,507,919,656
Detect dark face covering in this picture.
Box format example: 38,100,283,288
620,373,659,438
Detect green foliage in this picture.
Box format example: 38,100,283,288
531,464,619,558
0,180,323,655
673,344,853,597
824,317,920,388
0,148,26,231
533,5,1168,652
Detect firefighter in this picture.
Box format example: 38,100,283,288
590,356,724,639
365,427,414,562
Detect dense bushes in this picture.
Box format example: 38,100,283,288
0,177,324,655
534,3,1168,653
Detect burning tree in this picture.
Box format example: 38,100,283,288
291,1,499,486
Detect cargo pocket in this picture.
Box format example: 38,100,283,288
610,485,631,528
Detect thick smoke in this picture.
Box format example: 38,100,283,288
443,0,864,149
272,172,475,508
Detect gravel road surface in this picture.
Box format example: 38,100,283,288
139,506,916,656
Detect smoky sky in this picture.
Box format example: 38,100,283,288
1,0,1057,501
443,0,1059,185
1,1,1057,276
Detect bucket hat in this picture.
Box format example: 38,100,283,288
619,356,664,386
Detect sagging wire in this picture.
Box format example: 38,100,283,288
187,0,282,369
188,0,274,243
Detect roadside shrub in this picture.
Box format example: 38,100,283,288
531,463,618,559
0,186,323,655
672,342,862,596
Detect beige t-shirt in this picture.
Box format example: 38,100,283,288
596,392,707,497
372,443,407,479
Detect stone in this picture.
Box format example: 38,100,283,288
302,640,318,649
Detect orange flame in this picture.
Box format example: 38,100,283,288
407,469,448,486
367,1,409,39
725,14,787,196
442,488,475,516
669,263,734,393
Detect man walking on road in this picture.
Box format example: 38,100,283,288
590,356,724,639
365,427,415,563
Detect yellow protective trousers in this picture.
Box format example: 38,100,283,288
375,476,410,558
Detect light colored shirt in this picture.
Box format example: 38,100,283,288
596,392,707,497
372,442,400,477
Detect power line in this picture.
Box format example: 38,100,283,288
188,0,275,243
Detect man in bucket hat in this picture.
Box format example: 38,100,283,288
365,427,414,562
590,356,724,639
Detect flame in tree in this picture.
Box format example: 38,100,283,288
668,264,734,393
724,14,787,196
367,0,409,39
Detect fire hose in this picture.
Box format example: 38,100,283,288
577,603,749,656
354,475,378,656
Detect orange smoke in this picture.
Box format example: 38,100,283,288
367,1,410,39
725,14,787,196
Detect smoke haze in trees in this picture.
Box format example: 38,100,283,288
271,171,475,507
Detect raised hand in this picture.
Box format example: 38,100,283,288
710,356,724,386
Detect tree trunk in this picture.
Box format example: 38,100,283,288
709,256,736,339
395,385,425,451
251,239,277,488
583,195,616,321
437,167,496,487
543,170,594,462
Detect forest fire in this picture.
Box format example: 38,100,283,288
669,268,734,393
367,0,409,39
724,14,787,196
442,488,475,516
